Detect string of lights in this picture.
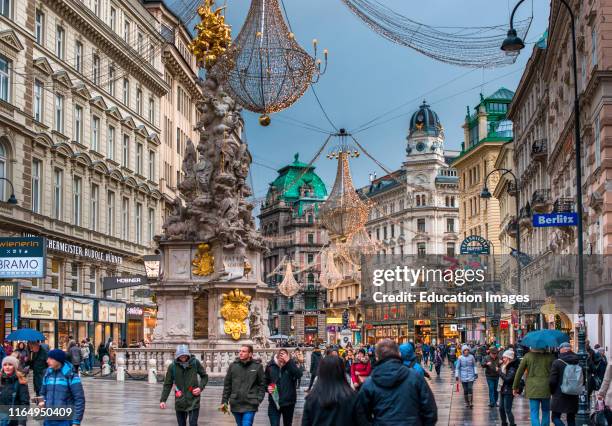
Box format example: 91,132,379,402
340,0,532,68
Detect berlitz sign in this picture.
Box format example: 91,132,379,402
532,213,578,227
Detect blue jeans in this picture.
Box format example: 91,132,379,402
499,394,515,426
89,353,94,370
487,377,499,405
552,412,575,426
233,411,256,426
529,398,551,426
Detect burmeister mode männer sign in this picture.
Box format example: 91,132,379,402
0,237,46,279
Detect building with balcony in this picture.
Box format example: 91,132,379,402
453,88,515,255
258,154,328,345
0,0,168,349
507,1,612,350
357,101,461,345
142,0,202,221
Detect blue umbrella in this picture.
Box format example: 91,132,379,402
6,328,46,342
520,329,569,349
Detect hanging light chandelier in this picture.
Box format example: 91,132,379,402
319,248,344,290
278,261,301,297
210,0,327,126
337,228,379,267
319,129,370,241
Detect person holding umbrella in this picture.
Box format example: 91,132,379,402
512,330,561,426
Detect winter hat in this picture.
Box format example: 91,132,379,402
48,349,66,364
502,350,515,360
461,344,470,352
175,344,190,360
559,342,571,350
1,355,19,370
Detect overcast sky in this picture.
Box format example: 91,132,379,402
172,0,551,202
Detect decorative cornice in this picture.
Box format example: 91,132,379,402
162,49,202,99
0,29,24,52
45,0,169,96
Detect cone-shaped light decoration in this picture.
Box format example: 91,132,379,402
319,248,343,290
278,261,300,297
338,228,380,267
319,150,370,241
210,0,326,124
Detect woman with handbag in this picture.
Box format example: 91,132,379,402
597,361,612,424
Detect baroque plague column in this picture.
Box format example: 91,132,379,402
150,74,272,349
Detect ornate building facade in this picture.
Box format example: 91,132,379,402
0,0,167,348
259,154,328,345
452,88,514,343
142,0,202,221
507,0,612,350
358,101,460,344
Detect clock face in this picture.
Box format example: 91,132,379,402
416,142,426,152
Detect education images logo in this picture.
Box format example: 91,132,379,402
369,265,530,305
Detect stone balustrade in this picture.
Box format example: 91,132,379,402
114,347,313,378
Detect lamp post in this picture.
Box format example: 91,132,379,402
480,168,522,356
0,177,17,205
503,1,588,422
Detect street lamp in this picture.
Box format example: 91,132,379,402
481,168,522,356
0,177,17,205
504,1,588,422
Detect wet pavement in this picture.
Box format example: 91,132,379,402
30,361,544,425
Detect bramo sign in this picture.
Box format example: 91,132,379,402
459,235,490,255
0,237,46,278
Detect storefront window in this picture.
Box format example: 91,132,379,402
304,316,317,327
41,321,55,350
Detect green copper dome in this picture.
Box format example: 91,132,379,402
267,153,328,202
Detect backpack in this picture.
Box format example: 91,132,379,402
560,360,584,395
69,346,81,364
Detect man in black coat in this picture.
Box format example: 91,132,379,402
358,339,437,425
264,348,302,426
549,342,580,426
26,341,48,396
307,346,322,392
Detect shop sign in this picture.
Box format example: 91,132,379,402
414,320,431,326
500,320,509,329
0,237,46,278
62,297,93,321
339,329,352,348
127,304,144,319
133,289,153,298
449,324,458,332
21,293,59,319
326,317,343,324
304,326,318,333
102,275,147,291
491,319,500,327
98,301,126,323
0,283,17,299
32,235,123,265
143,307,157,318
365,324,374,330
459,235,490,255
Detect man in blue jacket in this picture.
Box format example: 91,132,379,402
358,339,437,425
39,349,86,426
399,342,427,378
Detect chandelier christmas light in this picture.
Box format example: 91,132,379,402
341,0,532,68
319,130,370,241
211,0,327,126
338,228,379,266
278,261,301,297
319,248,344,290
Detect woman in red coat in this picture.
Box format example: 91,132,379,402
350,349,372,389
